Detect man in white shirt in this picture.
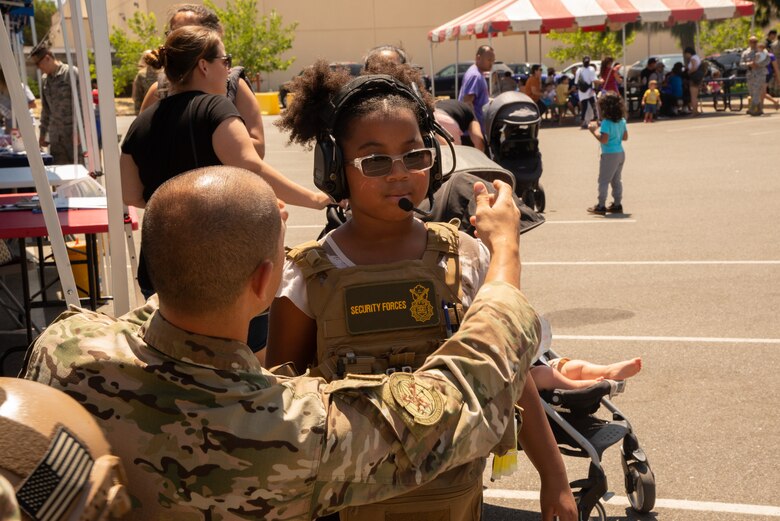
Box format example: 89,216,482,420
575,56,598,129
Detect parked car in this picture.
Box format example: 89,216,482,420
279,61,362,108
561,60,601,80
506,62,547,82
706,49,747,77
422,61,474,98
624,54,683,91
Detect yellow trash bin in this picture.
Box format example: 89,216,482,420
66,240,90,298
255,92,280,115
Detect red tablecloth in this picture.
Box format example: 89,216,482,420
0,193,138,239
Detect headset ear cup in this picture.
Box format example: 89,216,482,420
426,133,443,196
314,136,348,201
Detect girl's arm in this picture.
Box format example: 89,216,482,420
212,117,330,209
120,153,146,208
234,79,266,159
264,296,318,373
139,82,159,113
588,122,610,144
623,128,629,141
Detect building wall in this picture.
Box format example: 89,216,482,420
64,0,694,91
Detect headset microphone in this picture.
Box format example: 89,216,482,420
398,197,433,217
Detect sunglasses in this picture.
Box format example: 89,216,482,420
349,148,436,177
216,54,232,69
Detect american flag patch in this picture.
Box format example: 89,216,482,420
16,426,94,521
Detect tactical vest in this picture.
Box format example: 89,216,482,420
288,222,478,381
289,222,487,520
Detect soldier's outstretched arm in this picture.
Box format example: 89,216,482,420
313,181,538,516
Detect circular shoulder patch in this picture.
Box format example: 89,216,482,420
389,373,444,426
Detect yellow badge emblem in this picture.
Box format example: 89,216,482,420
409,284,434,323
389,373,444,425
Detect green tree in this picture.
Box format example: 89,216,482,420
698,18,759,55
204,0,297,77
547,27,637,64
109,11,162,96
23,0,58,46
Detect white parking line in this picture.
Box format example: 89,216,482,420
665,115,777,132
553,334,780,345
544,219,637,224
525,260,780,266
484,489,780,516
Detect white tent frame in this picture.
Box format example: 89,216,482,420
0,0,131,319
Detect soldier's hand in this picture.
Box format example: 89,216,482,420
469,180,520,254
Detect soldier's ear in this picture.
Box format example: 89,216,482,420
249,260,275,306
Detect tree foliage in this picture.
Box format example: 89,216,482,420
204,0,297,76
547,28,637,64
698,18,760,55
109,11,162,96
23,0,58,46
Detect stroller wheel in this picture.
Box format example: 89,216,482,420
521,189,536,211
534,183,545,213
625,461,656,513
584,500,607,521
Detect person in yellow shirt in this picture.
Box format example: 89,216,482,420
642,79,662,123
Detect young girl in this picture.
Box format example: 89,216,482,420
268,60,577,521
587,92,628,215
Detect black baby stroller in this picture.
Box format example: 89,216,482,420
483,92,546,212
528,318,656,520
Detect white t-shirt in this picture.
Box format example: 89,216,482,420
575,65,598,100
687,54,702,73
277,223,491,318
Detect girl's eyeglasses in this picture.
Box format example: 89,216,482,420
349,148,436,177
216,54,232,69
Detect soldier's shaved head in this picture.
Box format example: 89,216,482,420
142,166,282,314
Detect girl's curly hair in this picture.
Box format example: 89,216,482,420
598,91,625,122
276,59,435,149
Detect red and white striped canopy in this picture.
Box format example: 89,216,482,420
428,0,755,42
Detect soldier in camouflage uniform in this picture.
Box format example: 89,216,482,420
31,48,78,164
24,166,539,520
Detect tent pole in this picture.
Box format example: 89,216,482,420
89,0,132,315
55,0,87,167
455,38,460,99
0,16,80,308
429,41,436,97
538,32,542,64
68,0,100,176
524,32,528,61
623,25,628,114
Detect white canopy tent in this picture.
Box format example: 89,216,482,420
0,0,132,318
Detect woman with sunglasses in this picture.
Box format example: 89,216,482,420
121,26,332,297
139,3,267,158
265,61,577,521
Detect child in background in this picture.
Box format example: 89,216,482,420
641,79,662,122
587,92,628,215
554,76,575,122
542,82,556,113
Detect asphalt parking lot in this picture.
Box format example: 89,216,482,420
256,107,780,520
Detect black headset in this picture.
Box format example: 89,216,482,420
313,74,451,202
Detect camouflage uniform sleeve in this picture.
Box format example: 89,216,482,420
39,76,49,136
312,281,537,516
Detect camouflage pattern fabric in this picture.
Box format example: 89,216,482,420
40,63,77,164
132,68,158,114
23,282,538,520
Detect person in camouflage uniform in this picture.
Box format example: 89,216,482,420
131,51,159,115
24,166,539,520
741,35,771,116
31,48,78,164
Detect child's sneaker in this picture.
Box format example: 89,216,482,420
587,205,607,215
606,203,623,213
